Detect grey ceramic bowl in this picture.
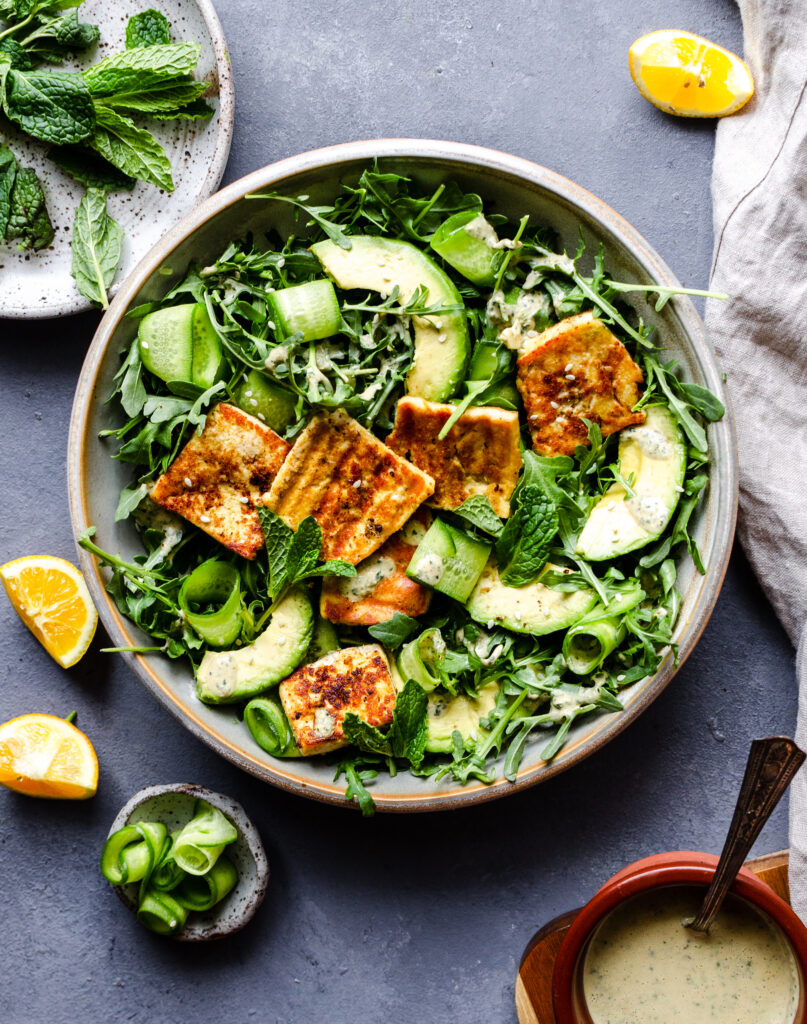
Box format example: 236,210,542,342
68,139,738,812
106,783,269,941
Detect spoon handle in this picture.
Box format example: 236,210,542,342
688,736,805,933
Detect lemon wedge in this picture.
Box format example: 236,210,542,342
629,30,754,118
0,713,98,798
0,555,98,668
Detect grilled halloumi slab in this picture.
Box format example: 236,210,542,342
516,312,645,457
320,509,432,626
150,402,290,559
279,644,397,755
385,397,522,517
265,409,434,564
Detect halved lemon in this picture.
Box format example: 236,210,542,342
0,713,98,798
0,555,98,668
629,30,754,118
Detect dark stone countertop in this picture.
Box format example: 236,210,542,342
0,1,795,1021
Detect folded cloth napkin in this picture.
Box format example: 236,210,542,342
705,0,807,915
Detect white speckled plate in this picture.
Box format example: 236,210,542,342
0,0,233,320
106,783,269,941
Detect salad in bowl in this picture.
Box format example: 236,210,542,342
76,148,731,813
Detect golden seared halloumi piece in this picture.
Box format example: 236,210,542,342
516,312,645,457
265,409,434,564
279,644,397,756
320,509,432,626
385,397,522,518
150,402,290,559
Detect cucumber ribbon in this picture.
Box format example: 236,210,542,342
174,857,238,911
179,559,243,647
171,799,238,876
562,583,646,676
100,822,168,887
398,628,445,693
136,891,189,936
430,211,499,286
244,697,300,758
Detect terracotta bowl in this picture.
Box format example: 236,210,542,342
105,783,269,941
552,851,807,1023
68,138,738,811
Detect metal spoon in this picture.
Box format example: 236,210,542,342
687,735,805,933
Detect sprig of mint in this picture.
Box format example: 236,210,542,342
258,508,356,603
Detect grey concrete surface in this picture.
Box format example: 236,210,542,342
0,1,797,1022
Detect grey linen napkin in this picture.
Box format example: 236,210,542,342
705,0,807,914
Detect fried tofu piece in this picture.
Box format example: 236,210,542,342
516,312,645,457
385,397,522,518
150,402,290,559
279,644,396,756
265,409,434,564
320,509,432,626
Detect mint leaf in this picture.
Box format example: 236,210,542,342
0,143,16,238
342,714,392,756
23,10,100,55
49,144,135,190
388,679,428,767
70,188,123,308
125,9,171,48
148,97,213,121
453,495,504,537
4,68,95,144
83,41,201,96
367,612,419,649
286,515,322,579
258,507,294,601
496,483,559,587
0,39,33,70
94,77,207,114
5,165,53,250
89,105,173,191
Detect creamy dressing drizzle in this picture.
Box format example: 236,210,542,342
583,886,799,1024
623,425,675,459
626,492,670,534
414,552,444,586
339,556,397,600
400,517,428,547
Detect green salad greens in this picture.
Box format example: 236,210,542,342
83,163,725,814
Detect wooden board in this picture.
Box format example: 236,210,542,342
515,849,790,1024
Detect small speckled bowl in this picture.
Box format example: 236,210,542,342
105,783,268,941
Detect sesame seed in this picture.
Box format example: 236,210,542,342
268,320,276,330
564,363,573,372
239,495,249,504
243,373,249,382
550,401,559,409
617,674,626,682
141,342,149,350
245,390,253,398
249,399,258,407
200,515,211,523
257,413,266,422
438,333,447,342
565,373,575,380
530,414,539,421
184,477,193,487
277,257,285,268
352,479,361,489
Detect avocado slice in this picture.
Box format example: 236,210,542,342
196,588,313,704
311,235,470,401
425,682,499,754
575,406,686,561
466,558,597,635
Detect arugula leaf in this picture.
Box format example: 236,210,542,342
125,9,171,48
89,105,173,191
335,758,377,816
114,480,147,522
0,143,16,238
246,191,354,250
646,357,708,452
70,188,123,308
4,67,94,144
83,41,201,96
115,338,147,418
49,143,135,190
452,495,504,537
388,679,428,767
367,611,419,649
496,483,559,586
676,381,725,422
5,164,53,249
605,278,728,312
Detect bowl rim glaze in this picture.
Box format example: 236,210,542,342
552,850,807,1024
105,782,269,942
67,138,738,812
